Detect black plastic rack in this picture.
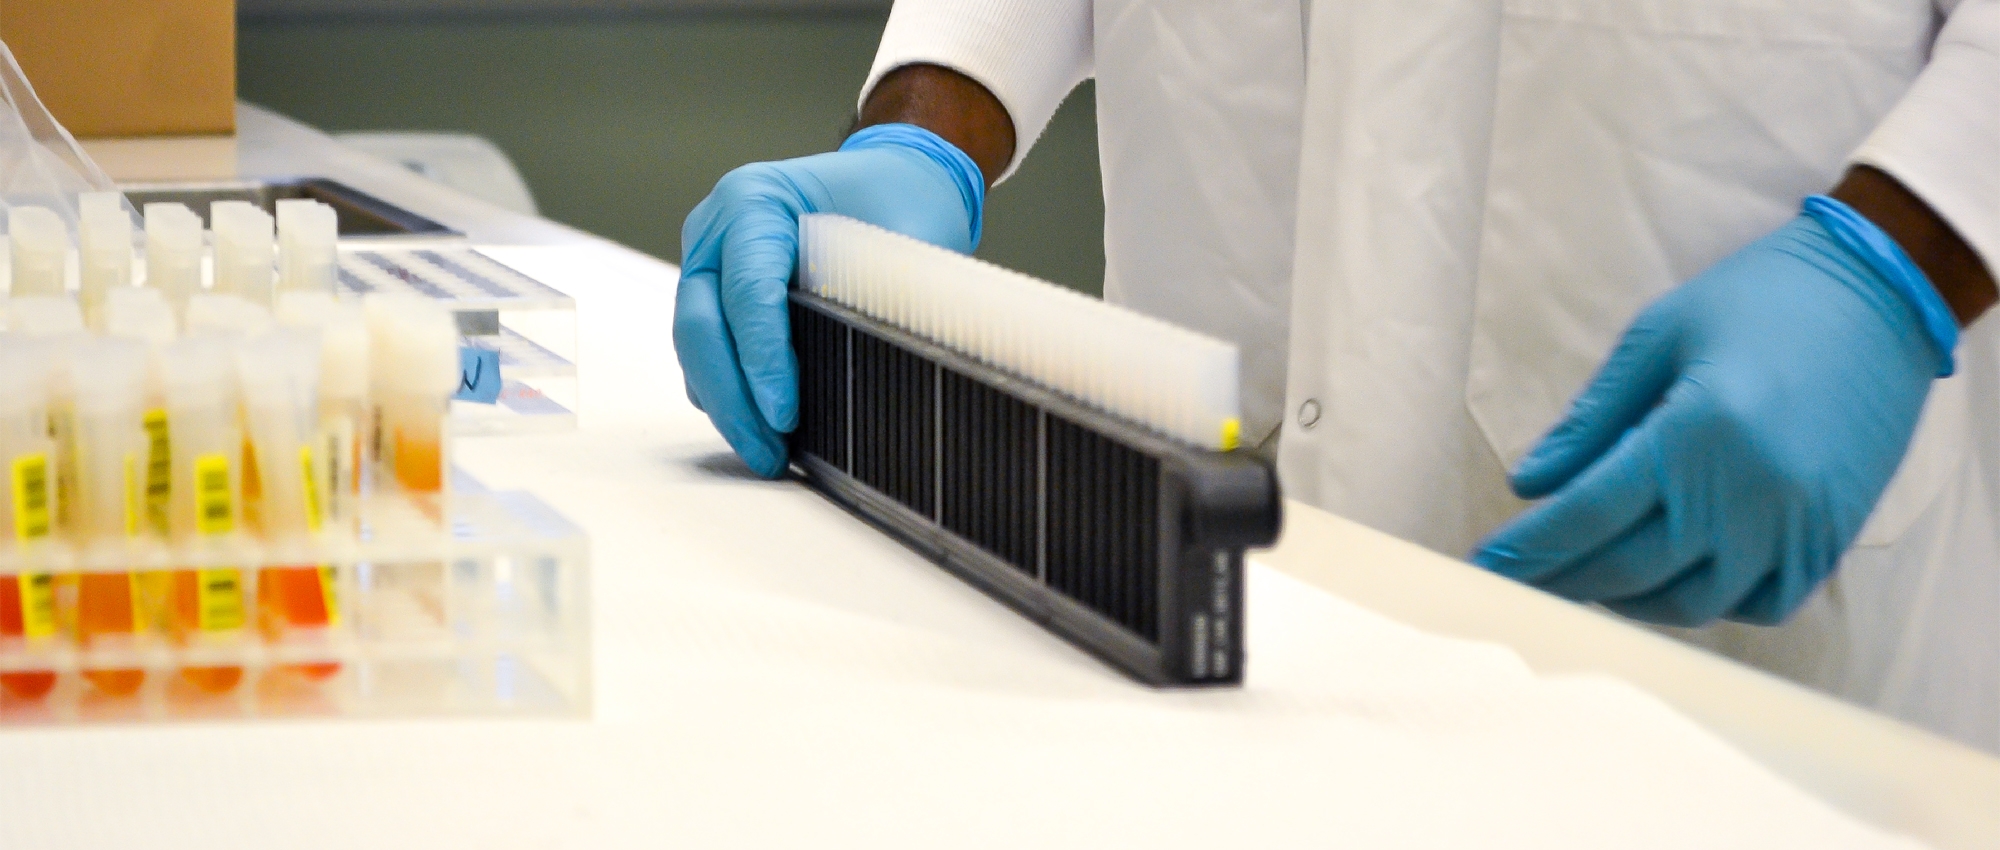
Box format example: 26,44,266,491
788,291,1283,686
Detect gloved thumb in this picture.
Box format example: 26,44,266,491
718,204,807,434
1510,306,1681,499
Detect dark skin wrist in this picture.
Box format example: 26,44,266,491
855,64,1016,190
1831,165,1998,328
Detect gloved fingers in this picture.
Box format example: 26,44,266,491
1600,525,1786,627
717,207,803,434
1722,570,1796,626
1527,510,1708,601
1510,314,1681,499
1599,553,1764,627
1723,516,1842,626
674,266,789,478
1472,426,1663,585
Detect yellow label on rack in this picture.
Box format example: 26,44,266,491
196,568,244,632
318,565,341,627
16,572,56,639
194,453,232,537
12,452,51,541
1219,418,1242,452
142,409,171,536
300,446,323,534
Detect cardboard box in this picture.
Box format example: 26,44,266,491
0,0,235,138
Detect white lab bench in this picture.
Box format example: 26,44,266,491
3,104,1994,848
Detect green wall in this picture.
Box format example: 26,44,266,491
238,13,1106,295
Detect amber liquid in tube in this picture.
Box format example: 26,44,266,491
0,577,57,699
258,444,340,681
394,412,443,493
162,342,249,695
77,572,143,695
241,332,342,680
74,350,154,696
2,447,59,700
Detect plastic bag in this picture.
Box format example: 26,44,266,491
0,35,138,241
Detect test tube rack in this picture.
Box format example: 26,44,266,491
0,472,589,724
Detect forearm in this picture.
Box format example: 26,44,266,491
1846,0,2000,327
858,64,1015,189
858,0,1093,182
1832,165,1998,327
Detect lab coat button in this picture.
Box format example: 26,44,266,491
1297,399,1321,428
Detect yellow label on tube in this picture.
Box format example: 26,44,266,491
12,452,51,541
17,572,56,639
318,565,340,627
300,446,322,535
142,410,171,536
196,568,244,632
303,447,338,624
12,454,60,639
123,453,140,537
128,571,145,627
194,453,232,537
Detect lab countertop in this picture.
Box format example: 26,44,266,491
6,104,1995,849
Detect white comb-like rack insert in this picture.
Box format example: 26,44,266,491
797,214,1242,451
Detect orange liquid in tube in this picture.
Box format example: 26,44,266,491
171,564,245,693
77,572,144,695
394,426,442,493
161,339,251,696
73,348,159,697
244,334,343,681
2,449,59,700
0,575,57,699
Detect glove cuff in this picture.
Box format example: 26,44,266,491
841,123,987,248
1803,195,1958,378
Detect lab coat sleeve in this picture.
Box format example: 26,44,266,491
1851,0,2000,278
860,0,1094,182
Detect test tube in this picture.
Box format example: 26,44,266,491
79,192,135,331
69,340,151,695
0,343,60,699
7,296,85,336
103,287,177,543
144,203,204,320
276,199,338,294
9,206,69,298
210,202,276,308
159,337,247,693
33,334,89,566
278,292,369,534
367,295,457,500
185,293,276,338
103,286,177,347
239,331,341,677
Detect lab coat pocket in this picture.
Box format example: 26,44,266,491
1463,0,1934,470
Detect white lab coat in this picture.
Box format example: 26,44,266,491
864,0,2000,751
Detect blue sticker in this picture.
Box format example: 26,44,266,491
455,346,503,404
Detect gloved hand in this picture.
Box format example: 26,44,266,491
1472,196,1959,626
674,123,985,477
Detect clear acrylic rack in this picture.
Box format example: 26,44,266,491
0,472,590,724
338,247,579,435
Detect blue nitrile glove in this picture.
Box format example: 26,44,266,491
673,123,985,477
1472,196,1958,626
